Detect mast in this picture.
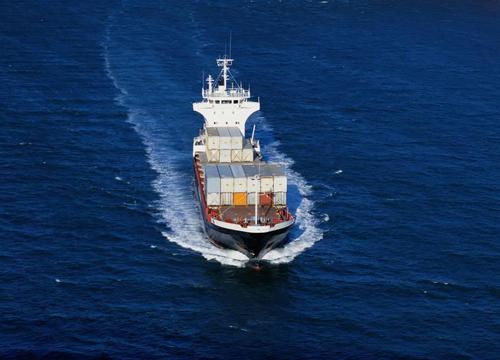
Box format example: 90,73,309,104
193,56,260,134
216,56,233,92
254,174,259,225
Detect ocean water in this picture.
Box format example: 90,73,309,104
1,1,499,358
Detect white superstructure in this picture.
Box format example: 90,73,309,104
193,57,260,135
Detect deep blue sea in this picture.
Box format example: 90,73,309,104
1,1,500,359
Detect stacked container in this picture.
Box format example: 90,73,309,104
203,165,220,206
242,165,260,205
267,164,287,206
217,164,234,205
203,163,287,207
198,152,208,164
206,127,220,162
201,128,288,208
231,164,247,205
204,126,253,163
242,140,254,162
228,127,243,148
206,128,220,149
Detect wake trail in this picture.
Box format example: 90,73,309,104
257,119,324,264
102,24,250,267
102,21,323,267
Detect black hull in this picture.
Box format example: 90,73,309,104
205,220,292,259
194,164,292,259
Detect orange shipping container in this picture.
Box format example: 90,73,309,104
260,193,273,206
233,192,247,206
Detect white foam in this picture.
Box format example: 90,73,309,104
229,325,249,332
115,176,123,181
334,169,343,174
259,121,324,264
102,32,250,268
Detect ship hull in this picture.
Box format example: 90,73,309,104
205,219,291,259
194,161,292,259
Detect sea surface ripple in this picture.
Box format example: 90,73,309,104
1,1,499,359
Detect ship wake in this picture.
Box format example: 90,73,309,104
102,22,322,268
257,120,324,264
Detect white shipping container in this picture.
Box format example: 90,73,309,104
243,165,260,193
247,192,256,205
267,164,287,192
203,165,220,193
218,127,232,150
206,127,220,150
220,192,233,205
219,149,231,163
206,193,221,206
228,127,244,149
274,192,287,205
231,149,242,162
242,141,254,162
198,152,208,164
259,166,274,192
260,177,274,192
217,165,234,192
230,164,247,192
207,149,219,162
273,175,287,193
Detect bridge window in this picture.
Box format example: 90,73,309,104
222,100,231,104
215,100,220,104
233,100,238,104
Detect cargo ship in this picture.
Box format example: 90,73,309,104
192,55,295,260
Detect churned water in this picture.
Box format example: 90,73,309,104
1,1,499,359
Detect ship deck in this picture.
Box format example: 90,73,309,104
218,205,282,225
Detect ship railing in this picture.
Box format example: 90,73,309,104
203,88,250,98
219,208,293,227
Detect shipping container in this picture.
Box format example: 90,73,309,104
260,193,273,206
207,149,219,162
243,165,260,193
206,127,220,150
220,192,233,206
198,152,208,164
218,127,232,150
242,141,254,162
247,192,257,205
273,175,287,192
233,192,247,206
230,164,247,192
217,165,234,193
267,164,287,192
203,165,220,193
206,193,221,206
231,149,242,162
219,149,231,163
259,166,274,192
260,177,274,192
228,127,243,149
273,192,287,205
